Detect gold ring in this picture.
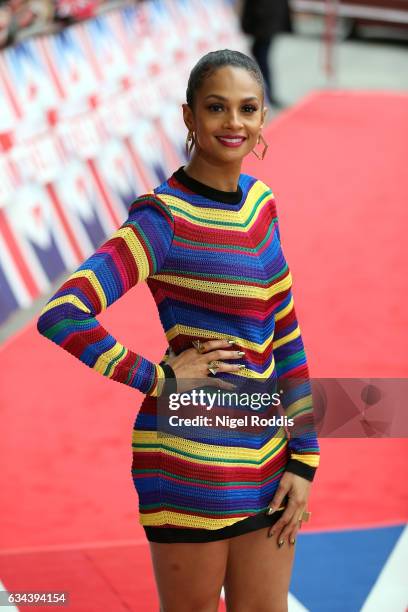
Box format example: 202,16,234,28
298,510,311,522
266,505,285,515
208,360,220,375
192,339,206,354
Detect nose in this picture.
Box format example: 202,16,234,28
222,109,244,130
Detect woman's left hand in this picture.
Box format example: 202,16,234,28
266,471,311,547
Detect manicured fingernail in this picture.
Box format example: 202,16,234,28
268,530,275,538
290,538,296,545
237,351,245,356
226,339,235,344
266,506,275,515
237,364,246,369
278,540,285,547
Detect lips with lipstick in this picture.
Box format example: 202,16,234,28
216,135,247,148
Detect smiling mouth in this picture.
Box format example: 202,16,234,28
216,136,247,147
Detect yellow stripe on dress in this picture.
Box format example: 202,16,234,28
272,327,301,350
151,272,292,300
289,452,320,468
68,269,107,310
283,394,313,419
148,364,165,398
139,507,285,529
116,226,151,281
158,182,273,230
274,294,294,322
165,325,275,353
94,343,128,375
39,294,91,316
132,427,289,466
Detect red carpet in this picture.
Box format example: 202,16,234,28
1,91,407,610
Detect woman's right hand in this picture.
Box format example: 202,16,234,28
164,339,245,394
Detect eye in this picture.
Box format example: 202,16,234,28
208,103,224,112
242,105,258,113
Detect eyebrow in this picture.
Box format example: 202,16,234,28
204,94,259,102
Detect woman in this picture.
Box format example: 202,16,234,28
37,49,320,612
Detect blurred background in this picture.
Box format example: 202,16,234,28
0,0,407,337
0,1,407,611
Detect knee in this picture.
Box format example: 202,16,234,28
228,607,286,612
226,599,287,612
186,600,218,612
193,604,219,612
161,596,219,612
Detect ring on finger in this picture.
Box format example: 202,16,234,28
192,339,206,354
208,360,221,375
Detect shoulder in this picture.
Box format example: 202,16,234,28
128,192,175,227
239,172,276,200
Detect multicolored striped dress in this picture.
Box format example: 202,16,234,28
37,165,320,543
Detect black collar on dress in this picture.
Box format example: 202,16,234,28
173,166,243,204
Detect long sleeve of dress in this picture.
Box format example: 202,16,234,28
36,194,175,397
272,218,321,482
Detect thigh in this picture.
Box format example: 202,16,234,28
223,527,295,612
149,540,229,612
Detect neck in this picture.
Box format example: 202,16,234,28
184,155,242,192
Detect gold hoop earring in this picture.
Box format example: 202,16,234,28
252,133,268,160
185,130,195,158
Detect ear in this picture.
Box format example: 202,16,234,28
182,103,194,132
260,105,268,129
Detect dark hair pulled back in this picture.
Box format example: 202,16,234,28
186,49,265,108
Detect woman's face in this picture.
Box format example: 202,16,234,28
183,65,267,164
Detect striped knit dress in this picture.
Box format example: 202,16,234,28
37,165,320,542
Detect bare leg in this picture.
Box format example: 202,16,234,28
223,527,295,612
149,539,229,612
